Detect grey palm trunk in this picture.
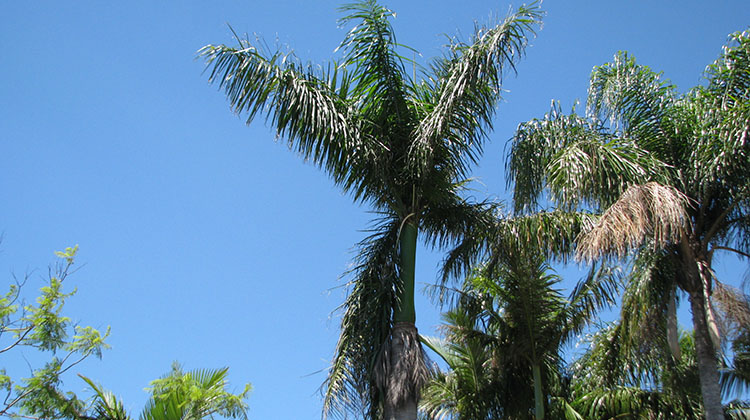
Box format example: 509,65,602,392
681,248,723,420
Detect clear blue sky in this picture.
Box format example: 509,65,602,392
2,1,749,419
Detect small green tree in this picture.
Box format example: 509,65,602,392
422,250,617,420
81,363,251,420
0,246,110,420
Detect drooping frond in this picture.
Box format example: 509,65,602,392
577,182,688,261
79,375,131,420
441,209,595,288
561,263,620,342
323,217,400,420
617,250,680,363
571,325,704,419
409,3,543,181
713,282,750,341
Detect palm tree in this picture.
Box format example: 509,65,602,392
570,323,704,419
422,250,617,420
507,30,750,419
199,2,542,419
80,363,250,420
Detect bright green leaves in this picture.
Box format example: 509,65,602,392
143,363,251,420
78,363,251,420
0,246,110,420
67,326,111,358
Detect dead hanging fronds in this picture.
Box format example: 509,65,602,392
713,281,750,341
576,182,689,262
375,323,431,410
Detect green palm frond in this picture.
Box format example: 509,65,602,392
323,216,401,420
587,51,676,146
141,363,250,420
80,375,131,420
409,3,543,180
561,263,620,342
441,209,595,287
199,39,371,193
337,0,409,115
509,102,664,213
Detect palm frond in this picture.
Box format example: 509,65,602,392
587,51,675,148
576,182,688,261
508,102,664,212
199,38,380,198
142,363,250,420
323,216,401,420
561,263,620,342
337,0,410,120
79,375,131,420
409,3,543,181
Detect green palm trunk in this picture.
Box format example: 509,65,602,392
385,220,419,420
395,221,417,324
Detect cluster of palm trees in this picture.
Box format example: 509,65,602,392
200,0,750,419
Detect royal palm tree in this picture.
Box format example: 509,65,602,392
199,2,542,419
508,30,750,419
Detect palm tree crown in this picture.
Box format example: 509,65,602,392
508,30,750,419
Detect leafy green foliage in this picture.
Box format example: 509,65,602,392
421,250,617,420
80,363,250,420
570,328,703,419
0,246,110,420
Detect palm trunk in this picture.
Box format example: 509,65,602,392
384,323,420,420
394,221,417,324
532,363,544,420
688,291,724,420
667,289,681,360
384,221,421,420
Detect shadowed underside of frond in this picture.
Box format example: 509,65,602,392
577,182,689,261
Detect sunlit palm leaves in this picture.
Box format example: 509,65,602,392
80,364,249,420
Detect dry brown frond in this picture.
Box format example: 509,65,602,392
375,322,431,409
576,182,688,261
713,281,750,341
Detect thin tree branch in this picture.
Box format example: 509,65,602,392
712,245,750,260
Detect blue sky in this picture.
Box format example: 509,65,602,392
2,1,750,419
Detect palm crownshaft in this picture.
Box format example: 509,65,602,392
200,2,541,419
